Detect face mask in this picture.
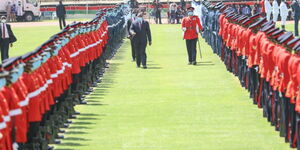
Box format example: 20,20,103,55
79,28,84,34
71,32,76,38
188,11,194,16
0,78,6,88
87,27,91,32
63,37,69,45
31,59,42,71
53,44,61,56
41,53,50,63
136,17,143,22
17,65,24,76
10,72,19,83
1,19,6,23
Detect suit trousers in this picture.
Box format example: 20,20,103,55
0,38,9,62
295,15,300,36
59,16,66,30
130,39,136,60
134,41,147,67
155,12,162,24
185,38,198,63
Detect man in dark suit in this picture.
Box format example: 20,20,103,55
127,10,138,61
0,16,17,62
130,12,152,69
56,0,66,30
153,0,162,24
292,0,300,36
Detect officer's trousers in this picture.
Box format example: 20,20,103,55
0,38,9,62
295,15,300,36
266,12,271,21
130,39,135,60
273,12,279,22
59,16,66,30
186,38,198,63
134,41,147,67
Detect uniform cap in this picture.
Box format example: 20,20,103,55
293,41,300,50
287,37,300,49
249,13,260,20
278,32,293,44
271,29,285,39
2,56,21,71
187,7,195,11
261,23,275,32
249,17,267,29
262,21,273,27
266,28,279,36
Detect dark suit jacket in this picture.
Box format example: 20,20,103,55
130,19,152,44
127,18,133,37
292,1,300,16
0,24,17,43
56,4,66,18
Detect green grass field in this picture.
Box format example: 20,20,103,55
10,23,297,150
9,26,59,57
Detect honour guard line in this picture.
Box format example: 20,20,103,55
0,3,130,150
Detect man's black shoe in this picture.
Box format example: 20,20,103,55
48,146,54,150
54,139,61,144
59,129,66,133
137,65,140,68
143,66,147,69
193,62,197,65
56,135,64,139
80,101,88,105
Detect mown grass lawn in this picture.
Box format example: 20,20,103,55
49,24,292,150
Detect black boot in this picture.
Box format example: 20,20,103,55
282,25,285,30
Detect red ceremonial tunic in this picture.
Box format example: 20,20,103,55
182,16,203,40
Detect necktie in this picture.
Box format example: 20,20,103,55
2,24,5,39
139,21,142,30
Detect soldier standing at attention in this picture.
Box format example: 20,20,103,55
56,0,66,30
292,0,300,36
182,7,203,65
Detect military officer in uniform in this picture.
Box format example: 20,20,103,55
182,7,203,65
280,0,289,29
292,0,300,36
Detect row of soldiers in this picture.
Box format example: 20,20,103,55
201,1,300,149
0,3,129,150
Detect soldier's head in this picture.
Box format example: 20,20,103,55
1,16,7,23
3,57,24,84
187,7,195,16
0,67,9,88
59,0,63,5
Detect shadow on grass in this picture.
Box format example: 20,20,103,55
79,113,102,116
86,100,102,102
195,63,215,66
56,44,124,149
147,66,163,69
55,148,74,150
87,103,108,106
66,131,88,135
58,142,87,146
72,121,96,125
68,126,91,129
63,137,91,141
197,61,213,63
77,117,99,121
